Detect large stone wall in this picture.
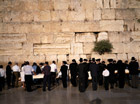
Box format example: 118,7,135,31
0,0,140,66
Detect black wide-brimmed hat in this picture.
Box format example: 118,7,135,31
108,59,113,62
131,57,136,60
96,59,101,61
92,58,95,62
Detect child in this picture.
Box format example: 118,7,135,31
102,68,110,90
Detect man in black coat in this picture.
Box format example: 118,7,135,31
89,58,99,91
6,61,12,89
60,61,68,88
107,59,116,89
69,59,78,87
78,58,86,92
129,57,139,88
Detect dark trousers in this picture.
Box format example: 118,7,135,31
79,77,85,92
99,76,103,86
71,75,77,87
119,77,125,88
0,77,4,91
62,77,67,88
131,75,139,88
43,75,51,91
25,75,33,92
51,72,56,85
92,76,98,90
13,72,19,87
104,77,109,90
6,76,11,88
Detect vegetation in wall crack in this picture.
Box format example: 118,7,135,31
93,40,113,55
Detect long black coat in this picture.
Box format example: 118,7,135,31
78,63,86,78
129,61,139,75
89,63,99,77
6,65,12,77
70,63,78,77
60,65,68,78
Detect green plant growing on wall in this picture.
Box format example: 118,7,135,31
93,40,113,55
137,19,140,23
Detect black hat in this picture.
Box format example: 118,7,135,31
131,57,136,60
72,59,76,62
96,59,101,61
108,59,113,62
92,58,95,62
79,58,83,62
8,61,12,65
84,59,88,61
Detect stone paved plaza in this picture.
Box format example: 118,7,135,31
0,82,140,104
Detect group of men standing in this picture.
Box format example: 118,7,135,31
0,56,139,92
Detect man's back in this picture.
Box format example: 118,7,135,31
89,63,99,76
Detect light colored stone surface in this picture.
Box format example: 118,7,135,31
100,20,124,31
94,9,101,20
0,0,140,64
102,9,115,20
76,32,96,43
83,43,94,54
97,32,108,41
71,43,83,54
116,9,136,20
69,54,80,63
117,53,127,61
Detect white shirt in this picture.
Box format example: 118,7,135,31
0,68,5,77
12,65,20,72
50,63,57,72
102,69,110,77
22,65,34,75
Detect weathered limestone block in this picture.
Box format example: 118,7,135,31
83,43,94,54
82,0,97,10
112,43,125,53
69,54,80,62
24,1,39,11
30,23,44,33
71,43,83,54
34,44,70,55
103,0,110,8
34,48,70,55
76,32,96,42
135,20,140,31
38,1,52,11
27,34,41,43
85,9,94,21
0,50,23,55
97,32,108,41
102,9,115,20
62,21,100,32
110,0,116,8
41,33,54,43
102,53,117,61
22,42,33,56
116,9,136,20
80,55,87,59
0,56,10,64
27,55,46,63
131,31,140,41
54,1,69,10
94,9,101,20
96,0,103,8
57,55,67,62
0,43,22,50
124,42,140,53
0,34,26,43
108,32,131,43
135,9,140,19
34,11,51,22
91,52,102,59
129,0,140,8
54,32,74,44
50,22,62,33
116,0,129,8
100,20,124,31
117,53,127,61
68,10,85,21
124,20,135,31
3,11,11,22
46,54,57,62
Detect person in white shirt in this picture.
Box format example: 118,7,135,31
0,65,5,91
12,62,20,87
50,61,57,86
102,68,110,90
22,61,35,92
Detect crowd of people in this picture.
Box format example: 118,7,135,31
0,57,139,92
